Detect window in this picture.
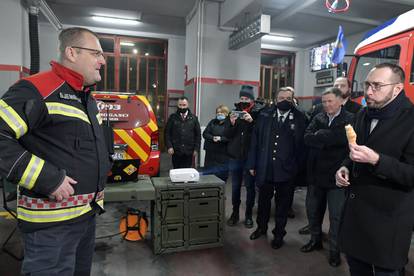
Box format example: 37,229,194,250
95,35,167,127
352,45,400,97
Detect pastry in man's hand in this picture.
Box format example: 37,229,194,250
345,124,357,144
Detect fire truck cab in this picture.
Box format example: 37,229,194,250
92,92,160,181
349,9,414,103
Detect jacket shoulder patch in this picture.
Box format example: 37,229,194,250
24,71,65,99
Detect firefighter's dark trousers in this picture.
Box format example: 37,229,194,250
21,215,96,276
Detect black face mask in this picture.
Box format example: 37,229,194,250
178,107,188,114
276,100,293,111
235,102,250,111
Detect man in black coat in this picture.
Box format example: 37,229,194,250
246,88,307,249
300,76,361,235
300,88,354,267
165,96,201,169
336,63,414,275
224,85,262,228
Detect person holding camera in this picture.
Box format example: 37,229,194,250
246,87,307,249
224,85,263,228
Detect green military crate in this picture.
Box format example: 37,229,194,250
151,175,225,254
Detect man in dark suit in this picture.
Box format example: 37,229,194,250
300,87,354,267
247,88,307,249
299,76,361,235
336,63,414,276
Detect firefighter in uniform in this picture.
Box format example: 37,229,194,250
247,88,307,249
0,27,111,275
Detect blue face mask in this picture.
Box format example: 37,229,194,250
216,114,226,121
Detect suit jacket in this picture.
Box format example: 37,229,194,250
305,108,354,188
246,105,307,185
339,94,414,270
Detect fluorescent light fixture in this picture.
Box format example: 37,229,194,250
262,35,294,42
92,16,140,26
120,42,135,46
363,62,371,66
132,49,138,54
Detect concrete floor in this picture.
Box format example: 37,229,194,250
1,153,414,275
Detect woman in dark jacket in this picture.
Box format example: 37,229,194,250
203,105,230,182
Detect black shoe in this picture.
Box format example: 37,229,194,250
227,212,239,226
300,240,323,253
244,217,254,229
287,208,295,219
298,225,310,235
329,252,341,267
271,237,284,249
249,228,267,240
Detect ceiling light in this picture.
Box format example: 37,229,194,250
363,62,371,66
262,35,294,42
132,49,138,54
92,16,140,26
120,42,135,46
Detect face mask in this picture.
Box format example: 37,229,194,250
216,114,226,121
276,100,293,111
178,107,188,114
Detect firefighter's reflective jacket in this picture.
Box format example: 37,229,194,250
0,61,111,232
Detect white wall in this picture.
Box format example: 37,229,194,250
167,38,185,91
39,23,59,71
0,0,29,67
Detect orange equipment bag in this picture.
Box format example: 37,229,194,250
119,208,148,241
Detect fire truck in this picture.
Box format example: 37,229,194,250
93,92,160,181
348,9,414,102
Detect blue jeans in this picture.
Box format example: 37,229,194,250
346,255,405,276
21,215,96,276
229,159,255,217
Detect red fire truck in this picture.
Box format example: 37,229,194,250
93,92,160,181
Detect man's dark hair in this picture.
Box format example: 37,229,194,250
373,63,405,83
322,87,342,98
58,27,99,61
335,76,352,88
178,96,189,102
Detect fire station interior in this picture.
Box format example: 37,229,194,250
1,0,414,275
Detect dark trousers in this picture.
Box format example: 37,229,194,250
21,215,96,276
229,159,255,217
307,185,345,252
256,181,294,238
346,255,405,276
172,153,193,169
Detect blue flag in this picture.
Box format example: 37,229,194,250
331,25,347,64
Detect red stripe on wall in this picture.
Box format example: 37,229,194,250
0,64,30,73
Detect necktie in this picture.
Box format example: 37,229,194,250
278,115,284,128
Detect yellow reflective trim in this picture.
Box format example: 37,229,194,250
148,119,158,132
115,129,148,161
0,99,28,138
19,155,44,190
17,199,104,223
46,102,90,124
134,128,151,146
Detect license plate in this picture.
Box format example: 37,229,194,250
112,150,126,160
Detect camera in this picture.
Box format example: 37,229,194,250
231,111,246,119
